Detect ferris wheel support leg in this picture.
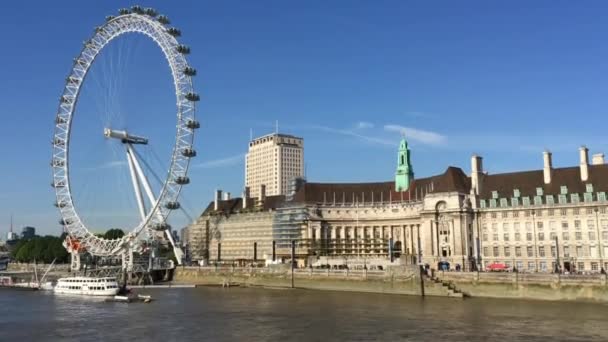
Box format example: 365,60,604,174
127,144,184,265
122,248,134,272
164,229,184,264
70,252,81,272
126,146,147,221
126,143,158,210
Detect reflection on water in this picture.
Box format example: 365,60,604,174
1,287,607,341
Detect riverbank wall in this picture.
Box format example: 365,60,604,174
175,267,608,302
174,266,459,297
3,262,71,282
433,271,608,302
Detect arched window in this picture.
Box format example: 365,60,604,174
401,155,405,165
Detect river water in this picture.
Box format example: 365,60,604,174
1,287,607,341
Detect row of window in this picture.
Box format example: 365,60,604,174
492,185,597,199
484,207,607,219
481,191,607,208
483,230,608,242
486,261,607,272
483,219,608,231
483,245,608,258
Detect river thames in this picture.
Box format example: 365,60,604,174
1,287,607,341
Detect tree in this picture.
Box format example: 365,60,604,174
16,241,33,263
51,239,68,263
10,239,27,260
31,238,45,262
104,228,125,240
9,236,69,264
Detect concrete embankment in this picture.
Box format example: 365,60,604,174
174,266,459,298
175,267,608,302
432,271,608,303
3,262,70,282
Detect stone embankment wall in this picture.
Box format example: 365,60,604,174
434,271,608,302
7,263,70,272
4,262,71,281
175,266,452,297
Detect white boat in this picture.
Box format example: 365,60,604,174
54,277,120,296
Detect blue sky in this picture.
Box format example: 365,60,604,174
2,1,608,236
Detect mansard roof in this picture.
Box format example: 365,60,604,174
478,164,608,199
293,166,470,204
200,166,471,216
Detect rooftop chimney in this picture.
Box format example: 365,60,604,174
592,153,605,165
543,150,552,184
214,189,222,211
580,146,589,181
471,155,483,195
242,186,250,209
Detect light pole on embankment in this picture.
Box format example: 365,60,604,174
417,233,425,297
291,240,295,289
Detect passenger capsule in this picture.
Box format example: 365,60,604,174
131,5,144,14
174,176,190,185
181,148,197,158
166,27,181,37
54,201,66,208
60,95,72,103
183,67,197,76
145,8,158,17
186,120,200,129
151,222,171,231
118,8,130,15
165,202,181,210
106,15,115,22
59,218,71,225
55,116,67,124
157,15,170,25
53,138,65,146
176,44,190,54
184,92,200,101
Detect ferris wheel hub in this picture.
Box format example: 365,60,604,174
104,128,148,145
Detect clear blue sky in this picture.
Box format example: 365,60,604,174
2,1,608,236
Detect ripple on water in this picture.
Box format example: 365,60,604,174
1,288,607,341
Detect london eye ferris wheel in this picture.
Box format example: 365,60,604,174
51,6,199,270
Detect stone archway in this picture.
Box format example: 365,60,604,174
393,241,402,258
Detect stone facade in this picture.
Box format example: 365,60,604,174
188,140,608,273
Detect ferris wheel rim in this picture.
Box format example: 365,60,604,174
51,10,198,256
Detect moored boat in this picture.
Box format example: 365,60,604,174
54,277,120,296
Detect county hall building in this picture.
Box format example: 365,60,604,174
186,134,608,273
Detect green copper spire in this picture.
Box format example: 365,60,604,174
395,137,414,191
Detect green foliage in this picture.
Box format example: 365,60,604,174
10,239,26,259
10,236,69,264
104,228,125,240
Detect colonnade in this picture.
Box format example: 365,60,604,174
307,224,422,257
